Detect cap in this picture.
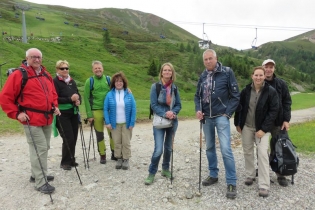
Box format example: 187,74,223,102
262,59,275,66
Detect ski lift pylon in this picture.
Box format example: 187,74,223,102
251,28,258,49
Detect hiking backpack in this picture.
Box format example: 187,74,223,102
269,129,299,184
6,67,50,102
88,75,111,107
89,75,111,90
149,83,178,119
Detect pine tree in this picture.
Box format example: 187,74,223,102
148,60,158,76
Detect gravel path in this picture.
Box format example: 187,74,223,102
0,108,314,209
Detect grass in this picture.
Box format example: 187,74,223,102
290,120,315,154
291,93,315,110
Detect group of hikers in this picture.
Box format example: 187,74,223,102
0,47,291,200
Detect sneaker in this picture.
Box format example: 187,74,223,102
60,164,71,170
100,155,106,164
161,169,174,179
122,159,129,170
245,177,255,186
202,176,218,186
144,174,155,185
259,188,269,197
30,175,54,183
111,150,118,161
116,159,123,169
226,184,237,199
277,177,288,187
36,183,55,194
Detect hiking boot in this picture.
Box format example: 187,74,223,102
245,177,255,186
30,175,54,183
36,183,55,194
60,164,71,170
111,150,118,161
122,159,129,170
202,176,218,186
116,159,123,169
70,162,79,167
226,184,237,199
161,169,174,179
277,177,288,187
100,155,106,164
144,174,155,185
259,188,269,197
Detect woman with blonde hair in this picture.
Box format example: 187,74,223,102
145,62,182,185
53,60,81,170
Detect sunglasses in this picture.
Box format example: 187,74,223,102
59,67,69,70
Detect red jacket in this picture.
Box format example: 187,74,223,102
0,62,58,126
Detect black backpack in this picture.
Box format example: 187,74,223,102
269,129,299,184
149,83,177,119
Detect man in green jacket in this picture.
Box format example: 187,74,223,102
84,60,116,164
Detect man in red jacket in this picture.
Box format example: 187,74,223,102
0,48,60,194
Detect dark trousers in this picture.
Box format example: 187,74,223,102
57,112,79,165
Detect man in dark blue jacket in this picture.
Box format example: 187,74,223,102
262,59,292,187
194,49,240,199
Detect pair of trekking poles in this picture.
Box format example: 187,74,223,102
26,113,97,203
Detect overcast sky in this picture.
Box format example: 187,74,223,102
25,0,315,50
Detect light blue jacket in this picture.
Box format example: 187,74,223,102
104,88,136,129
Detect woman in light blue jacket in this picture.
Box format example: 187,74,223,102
104,72,136,170
145,62,182,185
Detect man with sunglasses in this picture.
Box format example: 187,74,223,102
0,48,61,194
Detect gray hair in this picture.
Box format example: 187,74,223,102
26,48,42,57
92,60,103,67
202,49,216,58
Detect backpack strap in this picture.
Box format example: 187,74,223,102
89,76,94,90
149,82,177,119
105,75,111,86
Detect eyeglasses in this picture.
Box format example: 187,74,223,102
59,67,69,70
30,56,42,60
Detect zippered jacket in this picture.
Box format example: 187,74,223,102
194,62,240,118
234,83,279,132
150,81,182,119
104,88,136,129
265,74,292,126
0,61,58,126
84,75,110,118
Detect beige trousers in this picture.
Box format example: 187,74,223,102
242,125,270,190
24,125,51,188
111,123,132,159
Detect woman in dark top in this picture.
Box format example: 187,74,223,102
53,60,81,170
234,66,278,197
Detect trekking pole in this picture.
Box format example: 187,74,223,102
198,118,205,194
56,116,83,185
87,121,96,161
26,119,53,203
171,130,175,185
79,115,89,170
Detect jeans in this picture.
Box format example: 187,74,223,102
203,116,237,185
148,120,178,175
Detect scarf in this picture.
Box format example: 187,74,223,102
57,73,71,84
203,63,219,103
163,80,173,106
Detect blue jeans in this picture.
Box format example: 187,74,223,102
203,116,237,185
148,121,178,174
